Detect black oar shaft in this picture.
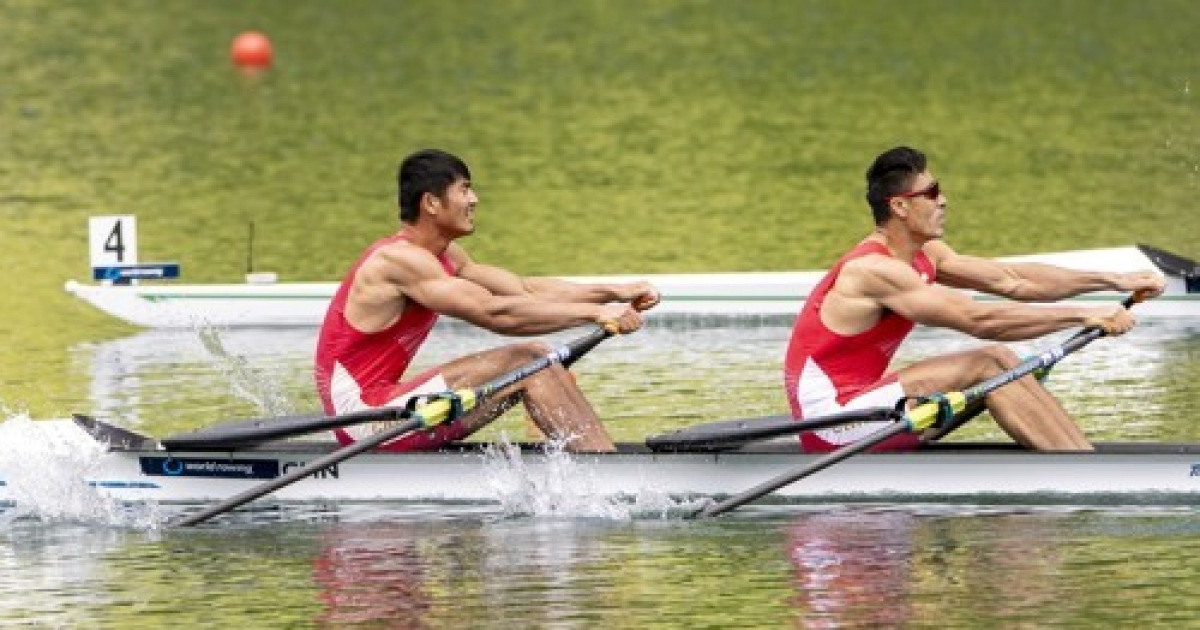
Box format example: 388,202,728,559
561,327,611,368
697,421,908,518
646,408,897,452
172,417,425,527
963,328,1103,402
929,307,1132,443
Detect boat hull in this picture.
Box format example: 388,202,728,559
4,423,1199,505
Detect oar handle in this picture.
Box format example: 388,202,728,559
1124,289,1152,308
561,326,614,368
476,326,612,398
929,292,1144,433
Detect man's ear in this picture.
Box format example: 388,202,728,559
889,198,908,220
421,191,441,216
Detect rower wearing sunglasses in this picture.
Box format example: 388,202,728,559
783,146,1165,452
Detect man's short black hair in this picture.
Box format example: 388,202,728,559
865,146,927,225
397,149,471,223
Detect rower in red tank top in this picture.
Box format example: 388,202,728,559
779,146,1161,454
315,233,461,450
312,149,661,453
784,239,935,452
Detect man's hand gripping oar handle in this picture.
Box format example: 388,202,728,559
562,321,619,368
911,291,1149,436
1028,290,1146,383
172,326,614,528
925,291,1151,442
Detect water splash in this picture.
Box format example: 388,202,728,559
480,435,701,520
0,413,159,529
196,325,293,417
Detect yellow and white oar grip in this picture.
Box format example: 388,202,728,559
419,390,479,427
906,392,967,432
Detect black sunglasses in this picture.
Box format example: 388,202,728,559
886,181,940,202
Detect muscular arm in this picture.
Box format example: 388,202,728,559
348,242,641,336
450,243,661,309
410,273,611,335
837,255,1126,341
925,240,1164,301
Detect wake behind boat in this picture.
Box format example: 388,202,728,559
64,244,1199,328
3,415,1198,507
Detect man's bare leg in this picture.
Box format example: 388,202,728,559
438,341,615,452
896,345,1092,451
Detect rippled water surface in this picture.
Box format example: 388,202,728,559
2,321,1199,628
4,501,1200,628
4,0,1200,626
56,318,1200,443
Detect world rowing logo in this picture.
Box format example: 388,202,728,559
140,456,280,479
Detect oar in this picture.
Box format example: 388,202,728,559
162,324,609,450
922,294,1142,443
172,326,614,527
695,293,1144,518
645,407,896,452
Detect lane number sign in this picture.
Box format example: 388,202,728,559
87,216,180,282
89,215,138,268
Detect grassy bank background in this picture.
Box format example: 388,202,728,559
2,0,1198,415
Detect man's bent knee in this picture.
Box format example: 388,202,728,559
509,341,552,363
978,344,1021,372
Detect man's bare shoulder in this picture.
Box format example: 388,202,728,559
841,252,912,281
840,253,923,297
444,242,471,271
359,240,446,285
921,239,957,266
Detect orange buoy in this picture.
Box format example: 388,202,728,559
231,32,273,70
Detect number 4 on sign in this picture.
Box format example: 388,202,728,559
87,216,181,284
103,221,126,261
89,215,138,268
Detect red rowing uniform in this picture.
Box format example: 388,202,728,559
315,234,469,450
783,239,936,452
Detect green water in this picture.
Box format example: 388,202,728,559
3,0,1199,416
2,4,1199,626
4,505,1200,628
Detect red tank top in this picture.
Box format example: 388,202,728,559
784,240,936,414
314,234,457,414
